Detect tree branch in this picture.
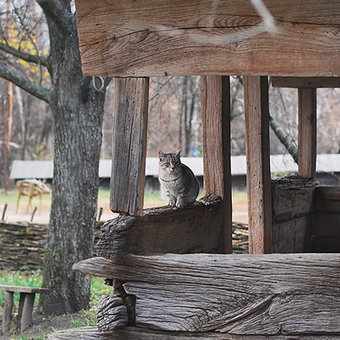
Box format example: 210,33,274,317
37,0,72,34
269,113,298,164
0,41,49,67
0,63,52,103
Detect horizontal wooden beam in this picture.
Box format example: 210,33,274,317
75,0,340,77
98,196,224,259
49,326,340,340
74,253,340,335
272,77,340,88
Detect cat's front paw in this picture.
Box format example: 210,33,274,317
168,199,176,207
176,200,187,208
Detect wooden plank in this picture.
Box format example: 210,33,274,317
74,253,340,335
97,196,224,259
272,77,340,88
244,76,272,254
201,76,232,253
110,77,149,215
298,88,317,178
48,326,340,340
75,0,340,77
0,285,48,294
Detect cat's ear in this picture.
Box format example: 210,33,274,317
158,151,165,159
175,149,181,157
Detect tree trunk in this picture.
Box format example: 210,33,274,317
40,13,106,315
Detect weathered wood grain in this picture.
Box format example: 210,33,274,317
272,216,310,253
271,176,318,223
244,76,272,253
97,295,128,331
75,0,340,77
98,195,224,259
48,326,340,339
201,76,232,253
110,77,149,215
272,77,340,88
298,88,317,178
73,253,340,335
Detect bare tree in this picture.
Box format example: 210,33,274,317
0,1,108,315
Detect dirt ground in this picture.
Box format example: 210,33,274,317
0,307,93,339
4,200,248,225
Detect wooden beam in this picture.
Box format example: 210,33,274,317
75,0,340,77
49,326,340,340
272,77,340,88
110,77,149,215
201,76,232,253
298,88,317,178
244,76,272,254
74,253,340,335
98,196,224,259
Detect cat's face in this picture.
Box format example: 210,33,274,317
159,150,181,173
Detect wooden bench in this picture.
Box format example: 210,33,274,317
0,284,48,334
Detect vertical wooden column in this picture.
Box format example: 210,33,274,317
298,88,317,178
20,293,35,332
201,76,232,253
2,291,13,334
110,77,149,216
244,76,272,254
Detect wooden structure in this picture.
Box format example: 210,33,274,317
53,1,340,338
0,284,48,333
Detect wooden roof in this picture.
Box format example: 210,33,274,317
75,0,340,77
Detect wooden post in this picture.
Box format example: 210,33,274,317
2,291,13,334
244,76,272,254
20,293,35,332
298,88,317,178
110,77,149,216
201,76,232,253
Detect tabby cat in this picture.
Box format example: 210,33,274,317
158,149,199,208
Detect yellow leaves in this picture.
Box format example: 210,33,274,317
3,22,50,85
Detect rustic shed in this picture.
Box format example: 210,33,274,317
52,1,340,338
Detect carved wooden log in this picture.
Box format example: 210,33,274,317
74,253,340,335
97,295,128,331
48,326,340,340
97,195,224,258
